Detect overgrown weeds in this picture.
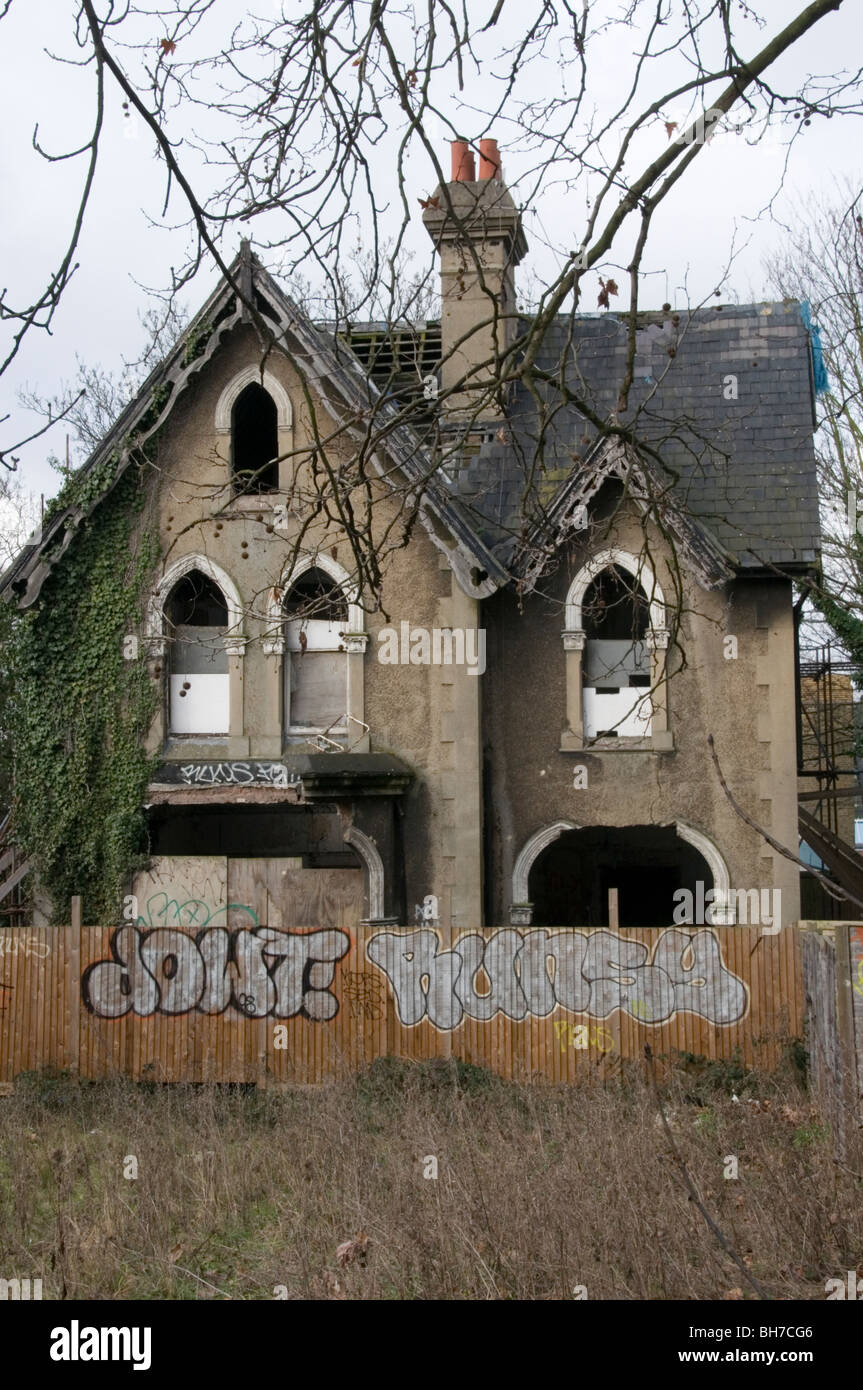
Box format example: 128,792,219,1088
0,1056,856,1300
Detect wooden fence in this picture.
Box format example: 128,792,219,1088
0,920,803,1085
800,922,863,1161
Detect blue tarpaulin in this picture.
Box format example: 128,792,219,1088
800,299,829,395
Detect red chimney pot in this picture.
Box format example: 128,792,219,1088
451,139,476,182
479,138,501,181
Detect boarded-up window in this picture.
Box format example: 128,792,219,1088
582,565,652,737
285,568,348,730
166,571,230,734
232,382,278,493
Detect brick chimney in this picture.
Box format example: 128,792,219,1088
423,137,527,420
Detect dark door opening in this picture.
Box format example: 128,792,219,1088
528,825,713,928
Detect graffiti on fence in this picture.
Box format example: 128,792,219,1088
77,924,748,1033
0,933,50,960
554,1019,615,1053
341,970,386,1021
81,925,350,1021
366,928,747,1030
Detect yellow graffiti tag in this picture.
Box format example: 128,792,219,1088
853,959,863,999
630,997,655,1022
553,1019,615,1053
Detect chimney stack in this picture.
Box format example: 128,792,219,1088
423,136,527,421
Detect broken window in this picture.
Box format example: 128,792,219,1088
231,381,279,492
165,570,230,734
582,565,652,738
284,568,349,731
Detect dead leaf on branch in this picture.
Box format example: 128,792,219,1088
665,121,678,139
597,277,618,310
159,38,177,56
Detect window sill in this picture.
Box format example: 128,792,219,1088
164,735,250,758
559,730,674,752
222,494,279,515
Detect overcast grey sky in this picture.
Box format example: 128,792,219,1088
1,0,861,500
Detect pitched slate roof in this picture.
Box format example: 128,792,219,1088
449,300,821,577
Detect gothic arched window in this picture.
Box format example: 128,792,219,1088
581,565,652,737
165,570,230,733
231,381,279,492
284,567,349,731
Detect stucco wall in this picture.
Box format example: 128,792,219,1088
135,325,483,929
481,506,800,929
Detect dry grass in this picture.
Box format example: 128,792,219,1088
0,1054,859,1300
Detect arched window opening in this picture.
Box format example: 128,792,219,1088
284,567,349,731
231,381,278,492
165,570,230,734
582,565,652,738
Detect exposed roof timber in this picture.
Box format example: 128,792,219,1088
515,435,734,593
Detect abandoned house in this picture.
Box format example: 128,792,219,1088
0,136,821,952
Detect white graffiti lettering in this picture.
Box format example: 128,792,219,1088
177,762,301,789
366,928,747,1029
81,926,350,1020
0,933,51,960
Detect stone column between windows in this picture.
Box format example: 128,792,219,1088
438,576,483,933
646,629,670,745
344,633,370,751
226,642,249,755
145,639,167,755
259,637,285,757
561,628,586,746
755,597,799,930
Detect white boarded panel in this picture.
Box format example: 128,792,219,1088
169,674,229,733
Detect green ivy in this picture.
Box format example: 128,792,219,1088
182,322,212,367
8,464,160,923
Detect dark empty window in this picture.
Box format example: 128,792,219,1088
231,382,278,493
284,567,348,625
583,565,649,644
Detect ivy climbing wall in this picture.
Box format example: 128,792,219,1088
8,465,160,924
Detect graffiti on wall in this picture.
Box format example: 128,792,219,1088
172,762,302,789
82,925,350,1020
132,894,258,931
366,928,748,1029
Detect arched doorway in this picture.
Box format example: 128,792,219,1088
527,824,714,928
